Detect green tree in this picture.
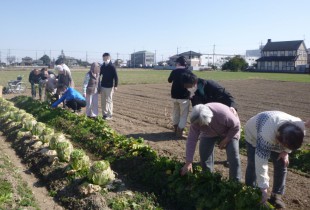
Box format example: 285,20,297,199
222,55,248,72
39,54,51,65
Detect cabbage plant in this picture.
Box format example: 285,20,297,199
69,149,90,172
88,160,115,186
56,141,73,162
49,133,66,150
31,122,46,136
39,127,55,143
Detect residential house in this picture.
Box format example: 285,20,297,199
130,51,155,67
21,56,33,66
256,39,308,72
200,54,234,68
168,51,201,67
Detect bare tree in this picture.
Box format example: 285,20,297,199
7,56,16,65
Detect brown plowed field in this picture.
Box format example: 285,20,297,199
106,79,310,210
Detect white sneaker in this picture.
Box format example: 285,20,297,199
105,116,113,120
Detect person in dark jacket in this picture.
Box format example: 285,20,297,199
168,56,192,137
28,69,42,99
98,52,118,120
51,85,86,112
182,72,237,114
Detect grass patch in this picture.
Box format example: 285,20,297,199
0,153,39,209
0,69,309,88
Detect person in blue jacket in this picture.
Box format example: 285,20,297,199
51,84,86,112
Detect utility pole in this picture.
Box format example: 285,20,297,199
213,44,215,67
177,47,179,55
161,54,163,62
117,52,119,60
86,51,88,62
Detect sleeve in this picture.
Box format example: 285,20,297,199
208,80,237,110
51,90,68,108
255,130,273,189
168,71,174,83
67,72,73,87
83,73,90,94
225,113,240,140
114,67,118,87
28,72,32,83
185,123,201,162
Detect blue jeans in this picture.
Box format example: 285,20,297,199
199,136,241,181
245,142,287,195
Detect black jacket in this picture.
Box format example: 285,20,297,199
168,68,192,99
28,71,41,84
99,62,118,88
191,78,237,110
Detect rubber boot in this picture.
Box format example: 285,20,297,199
176,127,184,138
173,125,178,134
269,193,286,209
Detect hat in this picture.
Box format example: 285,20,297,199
102,52,110,57
55,65,64,72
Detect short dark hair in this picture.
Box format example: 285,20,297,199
182,72,197,85
175,56,187,67
102,52,110,57
55,58,64,65
57,84,68,91
277,122,304,150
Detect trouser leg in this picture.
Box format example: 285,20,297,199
245,142,256,187
172,99,180,127
225,138,241,181
199,137,217,172
271,151,287,195
178,99,190,129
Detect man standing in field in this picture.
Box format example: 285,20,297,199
99,53,118,120
28,68,42,100
168,56,192,138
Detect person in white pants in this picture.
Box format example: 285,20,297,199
168,56,192,137
83,62,100,118
98,53,118,120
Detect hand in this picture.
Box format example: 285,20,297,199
114,87,118,91
83,93,86,98
230,107,238,117
260,188,268,204
219,138,230,150
277,151,289,167
180,162,193,176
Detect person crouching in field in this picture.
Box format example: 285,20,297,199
180,103,241,182
51,85,86,113
83,62,100,118
244,111,305,208
44,73,57,103
168,56,192,138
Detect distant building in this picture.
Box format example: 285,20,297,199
168,51,202,67
256,39,308,72
21,56,33,66
200,54,234,68
244,49,262,66
32,60,44,66
130,51,155,67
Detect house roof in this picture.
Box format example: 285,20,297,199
256,56,297,62
179,51,201,56
262,40,304,51
132,50,154,55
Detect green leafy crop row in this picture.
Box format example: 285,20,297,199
11,96,273,210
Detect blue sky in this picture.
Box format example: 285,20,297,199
0,0,309,62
